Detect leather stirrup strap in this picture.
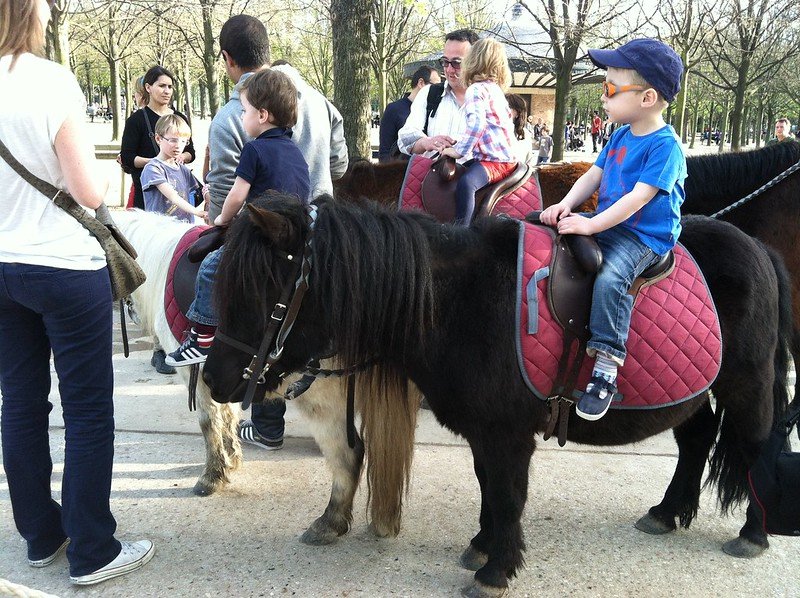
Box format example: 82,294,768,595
346,375,356,449
119,300,130,358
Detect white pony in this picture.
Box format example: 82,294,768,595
113,209,414,542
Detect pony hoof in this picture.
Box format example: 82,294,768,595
192,478,224,496
368,521,400,538
722,537,767,558
459,545,489,571
634,513,675,535
300,516,348,545
461,580,507,598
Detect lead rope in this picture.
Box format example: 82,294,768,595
710,159,800,219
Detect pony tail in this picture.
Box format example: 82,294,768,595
358,366,419,537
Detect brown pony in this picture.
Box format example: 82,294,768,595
333,159,596,211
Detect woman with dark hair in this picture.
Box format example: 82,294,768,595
120,65,195,374
0,0,153,584
506,93,534,165
120,65,195,211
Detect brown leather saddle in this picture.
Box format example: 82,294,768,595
524,211,675,444
420,156,530,223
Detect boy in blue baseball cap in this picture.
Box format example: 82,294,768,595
540,38,687,421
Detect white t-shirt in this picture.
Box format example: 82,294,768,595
0,53,106,270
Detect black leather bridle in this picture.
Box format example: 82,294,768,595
214,205,317,411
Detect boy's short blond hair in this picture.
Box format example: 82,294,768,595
625,69,669,109
461,38,512,91
240,68,298,128
155,114,191,138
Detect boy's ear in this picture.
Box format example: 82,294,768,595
641,88,660,108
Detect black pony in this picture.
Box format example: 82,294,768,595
683,140,800,397
204,195,791,598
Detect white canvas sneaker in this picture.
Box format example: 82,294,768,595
70,540,154,585
28,538,69,568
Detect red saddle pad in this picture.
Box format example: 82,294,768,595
516,221,722,409
164,226,208,342
398,155,542,220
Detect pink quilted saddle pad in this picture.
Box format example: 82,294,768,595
165,226,208,342
398,155,542,220
516,221,722,409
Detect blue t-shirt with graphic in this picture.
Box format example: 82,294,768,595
140,158,198,223
594,124,686,255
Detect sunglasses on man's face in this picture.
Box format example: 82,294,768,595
602,81,646,98
439,58,462,70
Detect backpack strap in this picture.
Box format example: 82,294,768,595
422,82,446,136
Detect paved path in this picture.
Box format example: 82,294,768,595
1,312,798,597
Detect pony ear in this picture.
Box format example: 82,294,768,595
246,204,293,247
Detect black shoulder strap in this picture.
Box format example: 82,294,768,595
142,108,159,153
423,83,446,136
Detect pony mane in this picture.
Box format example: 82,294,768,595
685,141,800,202
217,195,437,372
112,209,196,335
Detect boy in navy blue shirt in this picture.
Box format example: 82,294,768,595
168,68,310,367
167,68,310,449
540,39,687,421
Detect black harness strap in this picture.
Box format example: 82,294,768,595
422,82,445,136
119,300,130,358
346,375,356,449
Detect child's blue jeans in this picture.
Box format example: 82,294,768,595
586,224,662,365
252,400,286,440
187,246,222,327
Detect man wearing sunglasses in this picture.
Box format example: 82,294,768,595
397,29,478,159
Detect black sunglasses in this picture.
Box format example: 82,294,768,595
439,58,462,70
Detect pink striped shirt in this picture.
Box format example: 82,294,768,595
452,80,515,163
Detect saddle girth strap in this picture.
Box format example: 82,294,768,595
543,332,586,447
188,363,200,411
346,375,356,449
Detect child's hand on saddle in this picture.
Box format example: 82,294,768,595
540,203,571,226
556,214,594,236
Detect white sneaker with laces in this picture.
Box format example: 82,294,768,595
70,540,155,585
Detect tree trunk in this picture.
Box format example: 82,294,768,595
551,71,571,162
107,55,122,141
718,98,730,153
689,110,699,149
729,59,749,151
673,66,690,142
755,97,765,148
201,0,219,117
182,52,193,128
48,5,70,67
331,0,371,160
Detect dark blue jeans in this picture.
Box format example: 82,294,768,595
251,400,286,440
0,264,121,576
454,161,489,225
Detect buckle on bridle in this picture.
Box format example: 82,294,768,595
271,303,287,321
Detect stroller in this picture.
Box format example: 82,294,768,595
568,135,585,151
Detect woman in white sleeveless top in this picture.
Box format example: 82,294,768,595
0,0,153,585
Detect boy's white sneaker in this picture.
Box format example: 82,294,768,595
70,540,154,585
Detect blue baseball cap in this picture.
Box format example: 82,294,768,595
588,39,684,102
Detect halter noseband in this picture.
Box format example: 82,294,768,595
214,205,317,410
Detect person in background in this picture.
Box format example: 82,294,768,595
397,28,479,159
506,93,534,165
120,65,196,212
203,15,346,448
766,118,795,146
536,125,553,164
120,65,196,375
124,75,148,210
0,0,154,585
591,110,602,152
379,65,441,162
140,114,207,223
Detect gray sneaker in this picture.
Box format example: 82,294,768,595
70,540,155,586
